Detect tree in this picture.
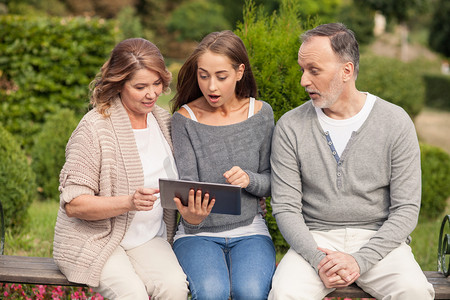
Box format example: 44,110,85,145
337,0,375,45
62,0,136,18
116,5,145,40
356,0,428,61
214,0,280,28
294,0,342,23
167,0,231,41
428,0,450,58
236,0,315,252
6,0,67,16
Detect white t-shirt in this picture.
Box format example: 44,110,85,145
121,113,178,250
315,93,376,157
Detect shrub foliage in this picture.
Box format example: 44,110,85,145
31,109,80,201
428,0,450,57
357,54,425,119
167,0,230,41
235,0,314,252
420,143,450,219
235,0,312,122
423,74,450,111
0,125,36,232
0,15,118,151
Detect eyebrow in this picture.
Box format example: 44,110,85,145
132,77,162,85
198,67,229,74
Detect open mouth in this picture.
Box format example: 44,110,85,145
209,95,220,103
306,89,320,99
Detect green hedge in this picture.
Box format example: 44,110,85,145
420,143,450,219
235,0,312,253
357,55,425,119
0,125,36,232
423,74,450,111
235,0,312,122
0,15,118,151
31,109,80,201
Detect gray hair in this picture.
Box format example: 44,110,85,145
301,23,360,78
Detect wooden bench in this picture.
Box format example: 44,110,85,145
0,255,449,299
0,255,86,287
1,198,449,299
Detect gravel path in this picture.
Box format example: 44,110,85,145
415,109,450,154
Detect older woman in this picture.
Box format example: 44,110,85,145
53,38,188,300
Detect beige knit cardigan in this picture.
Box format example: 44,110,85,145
53,97,177,287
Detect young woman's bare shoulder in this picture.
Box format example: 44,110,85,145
176,106,190,118
254,99,264,114
176,97,204,119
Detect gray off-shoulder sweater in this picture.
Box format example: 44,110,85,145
171,101,274,234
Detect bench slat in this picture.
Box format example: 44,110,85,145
424,271,450,299
1,255,449,298
327,284,373,298
0,255,85,286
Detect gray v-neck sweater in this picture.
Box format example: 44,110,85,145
171,101,274,233
270,97,421,274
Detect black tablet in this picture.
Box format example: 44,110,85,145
159,178,241,215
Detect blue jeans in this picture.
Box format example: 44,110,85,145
173,234,276,300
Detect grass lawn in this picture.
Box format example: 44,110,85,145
156,91,174,111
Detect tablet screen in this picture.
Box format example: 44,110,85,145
159,178,241,215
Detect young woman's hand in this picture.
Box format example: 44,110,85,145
174,188,215,225
223,166,250,188
129,187,159,211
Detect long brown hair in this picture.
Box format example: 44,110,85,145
170,30,257,113
90,38,171,116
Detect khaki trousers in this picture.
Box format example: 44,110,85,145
92,236,188,300
269,228,435,300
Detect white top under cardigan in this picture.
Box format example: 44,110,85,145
121,113,179,250
175,97,271,241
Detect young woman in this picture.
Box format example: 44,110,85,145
53,38,188,299
170,30,276,300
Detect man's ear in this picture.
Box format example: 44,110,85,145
342,62,354,82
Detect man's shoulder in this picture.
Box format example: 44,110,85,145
278,101,313,124
371,95,412,124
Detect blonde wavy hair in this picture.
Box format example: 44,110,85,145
89,38,172,116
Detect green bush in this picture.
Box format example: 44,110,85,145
235,0,314,252
0,15,118,151
428,0,450,58
357,54,425,119
235,0,313,122
116,6,145,41
31,109,80,201
423,74,450,111
0,125,36,232
420,143,450,219
337,1,375,46
167,0,231,41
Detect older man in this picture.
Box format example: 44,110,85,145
268,23,434,299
